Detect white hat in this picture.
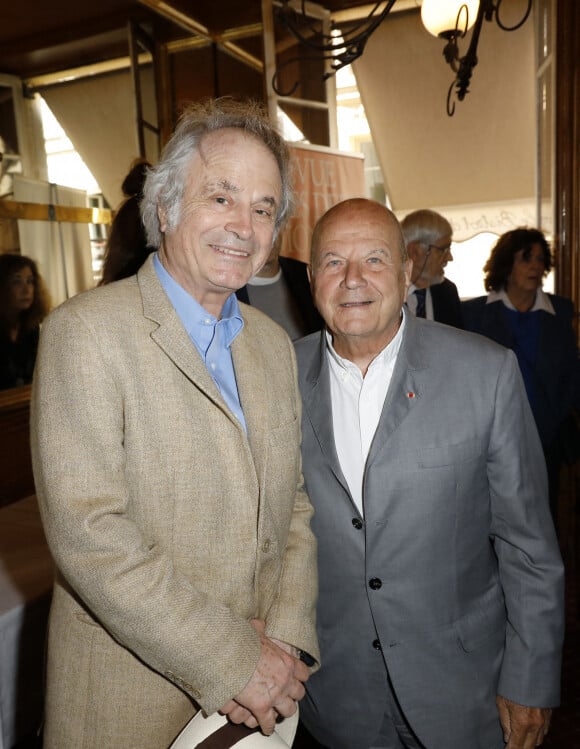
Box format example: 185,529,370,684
170,709,298,749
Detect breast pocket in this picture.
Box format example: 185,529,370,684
268,416,299,448
418,438,482,469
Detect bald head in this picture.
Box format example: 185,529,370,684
311,198,407,272
308,197,412,374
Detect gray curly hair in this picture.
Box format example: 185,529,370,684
141,98,294,247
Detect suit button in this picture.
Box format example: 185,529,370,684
262,539,271,553
369,577,382,590
372,639,382,650
352,518,363,530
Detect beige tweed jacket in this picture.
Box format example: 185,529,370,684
30,255,319,749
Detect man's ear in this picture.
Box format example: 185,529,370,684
157,205,167,233
406,241,421,263
403,258,413,292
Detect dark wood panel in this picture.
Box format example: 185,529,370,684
555,0,580,316
0,386,34,508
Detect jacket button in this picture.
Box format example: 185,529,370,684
262,539,271,553
369,577,382,590
372,639,382,651
352,518,363,530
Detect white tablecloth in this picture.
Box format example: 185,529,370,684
0,496,54,749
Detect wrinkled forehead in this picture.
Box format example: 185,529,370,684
313,207,403,262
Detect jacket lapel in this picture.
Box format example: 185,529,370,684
534,307,564,404
137,256,246,431
367,313,428,466
301,333,350,495
302,317,428,503
230,319,269,472
481,300,513,348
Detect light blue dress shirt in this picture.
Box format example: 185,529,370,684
153,253,246,431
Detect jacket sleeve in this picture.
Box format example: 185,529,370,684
487,348,565,706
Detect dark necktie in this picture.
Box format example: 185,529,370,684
414,288,426,318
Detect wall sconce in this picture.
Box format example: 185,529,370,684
421,0,533,116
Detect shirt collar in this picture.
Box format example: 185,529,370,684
487,287,555,314
407,276,444,298
153,253,244,353
407,283,424,299
324,312,406,374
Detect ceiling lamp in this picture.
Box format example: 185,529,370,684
273,0,397,96
421,0,533,116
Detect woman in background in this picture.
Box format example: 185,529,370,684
462,227,579,527
99,158,153,284
0,253,51,389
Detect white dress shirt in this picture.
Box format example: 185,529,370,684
406,276,443,321
326,315,405,515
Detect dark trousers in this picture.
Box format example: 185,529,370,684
293,720,326,748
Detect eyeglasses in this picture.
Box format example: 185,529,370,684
425,242,452,255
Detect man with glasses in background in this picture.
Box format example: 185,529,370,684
401,209,463,328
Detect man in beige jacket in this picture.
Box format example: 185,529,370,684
31,98,319,748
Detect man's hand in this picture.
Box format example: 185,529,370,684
219,622,309,735
496,695,553,748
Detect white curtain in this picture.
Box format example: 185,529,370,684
14,176,94,306
42,68,158,209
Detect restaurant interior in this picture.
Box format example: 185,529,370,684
0,1,579,747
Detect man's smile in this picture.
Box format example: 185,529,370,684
339,300,373,308
211,244,250,258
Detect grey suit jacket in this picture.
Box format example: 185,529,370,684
31,255,319,748
295,312,564,749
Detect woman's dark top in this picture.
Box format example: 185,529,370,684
0,326,40,389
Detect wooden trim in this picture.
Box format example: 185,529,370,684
0,384,31,413
0,200,113,225
555,0,580,312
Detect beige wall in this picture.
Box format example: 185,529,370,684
352,5,535,213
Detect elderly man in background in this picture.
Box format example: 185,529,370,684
294,197,564,749
401,208,463,328
31,98,318,749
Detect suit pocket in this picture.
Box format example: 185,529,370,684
418,438,482,468
75,610,102,628
455,593,506,652
268,415,299,447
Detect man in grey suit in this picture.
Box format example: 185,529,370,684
294,198,564,749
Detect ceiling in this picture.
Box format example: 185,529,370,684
0,0,386,82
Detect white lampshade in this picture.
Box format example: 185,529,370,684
421,0,480,37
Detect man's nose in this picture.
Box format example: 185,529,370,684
342,262,366,288
225,206,253,240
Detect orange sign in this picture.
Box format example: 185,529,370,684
279,143,366,263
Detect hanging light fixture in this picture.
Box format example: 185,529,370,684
272,0,397,96
421,0,533,116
